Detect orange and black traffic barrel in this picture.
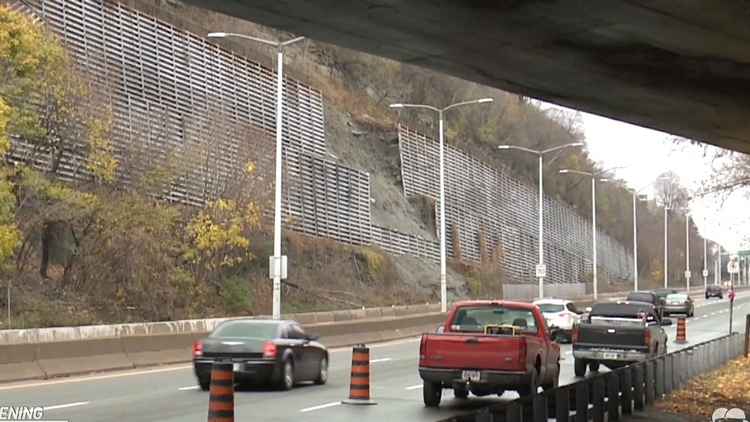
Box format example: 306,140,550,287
342,344,377,405
674,317,688,344
207,360,235,421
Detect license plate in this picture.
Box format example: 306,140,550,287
233,363,243,372
602,353,618,360
671,302,680,305
461,370,481,381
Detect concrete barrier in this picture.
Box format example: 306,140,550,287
0,343,46,383
34,337,132,378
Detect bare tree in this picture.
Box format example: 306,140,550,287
654,170,689,214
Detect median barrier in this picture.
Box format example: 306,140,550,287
122,332,196,366
34,337,132,378
436,333,744,422
0,342,45,382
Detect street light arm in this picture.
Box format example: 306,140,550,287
498,145,540,155
559,169,594,177
541,142,584,155
207,32,305,49
443,98,493,112
389,103,441,113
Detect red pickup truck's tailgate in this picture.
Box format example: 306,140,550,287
420,333,526,371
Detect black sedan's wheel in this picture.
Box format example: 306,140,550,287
314,356,328,385
279,358,294,391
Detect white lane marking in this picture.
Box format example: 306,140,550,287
43,401,89,411
300,401,342,412
178,386,200,391
369,358,393,364
406,384,422,390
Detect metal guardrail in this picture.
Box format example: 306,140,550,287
438,332,743,422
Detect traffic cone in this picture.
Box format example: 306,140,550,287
342,344,377,405
674,317,688,344
207,360,234,422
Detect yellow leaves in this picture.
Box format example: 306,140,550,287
655,357,750,419
184,198,264,269
243,160,255,174
0,97,11,156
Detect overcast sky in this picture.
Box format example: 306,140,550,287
542,103,748,253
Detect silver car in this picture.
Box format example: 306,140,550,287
663,293,694,317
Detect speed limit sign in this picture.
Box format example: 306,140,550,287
535,264,546,278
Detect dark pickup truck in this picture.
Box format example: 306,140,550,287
572,301,671,377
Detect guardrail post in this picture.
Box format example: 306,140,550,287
606,371,620,421
663,354,673,395
645,360,655,405
654,358,664,400
722,337,729,363
686,348,695,380
591,376,605,422
745,315,750,358
620,366,633,415
506,400,522,422
555,385,570,422
532,394,548,422
675,352,685,389
575,380,589,422
633,363,645,411
703,343,710,370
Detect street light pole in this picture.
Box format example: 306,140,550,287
558,167,622,300
685,213,690,293
632,192,638,291
703,222,708,290
390,98,493,312
207,32,305,319
664,204,669,289
497,143,583,299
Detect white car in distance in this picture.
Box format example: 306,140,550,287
533,298,584,342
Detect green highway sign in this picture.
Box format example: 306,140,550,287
739,250,750,258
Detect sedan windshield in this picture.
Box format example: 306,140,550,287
450,305,538,334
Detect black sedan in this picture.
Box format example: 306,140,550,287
705,284,724,299
193,318,328,391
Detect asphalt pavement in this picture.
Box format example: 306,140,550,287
1,293,747,422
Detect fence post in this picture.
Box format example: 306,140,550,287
575,381,589,422
620,366,633,415
645,360,655,405
532,394,548,422
606,371,620,421
555,386,570,422
633,363,645,411
687,348,695,379
664,354,673,395
745,317,750,357
506,400,522,422
675,351,685,389
591,376,605,422
654,358,664,400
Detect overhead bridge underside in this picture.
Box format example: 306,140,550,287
183,0,750,154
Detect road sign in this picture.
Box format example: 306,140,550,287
685,270,691,279
739,250,750,258
728,261,740,274
702,269,709,277
535,264,546,278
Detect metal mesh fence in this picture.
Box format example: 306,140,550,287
398,124,634,287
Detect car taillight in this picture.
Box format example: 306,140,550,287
661,300,666,306
684,301,690,306
644,329,651,346
572,325,579,343
419,334,427,359
262,341,277,358
557,312,570,318
193,341,202,357
518,338,527,362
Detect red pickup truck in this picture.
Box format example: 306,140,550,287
418,300,561,407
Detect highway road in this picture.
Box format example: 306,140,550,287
1,293,747,422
